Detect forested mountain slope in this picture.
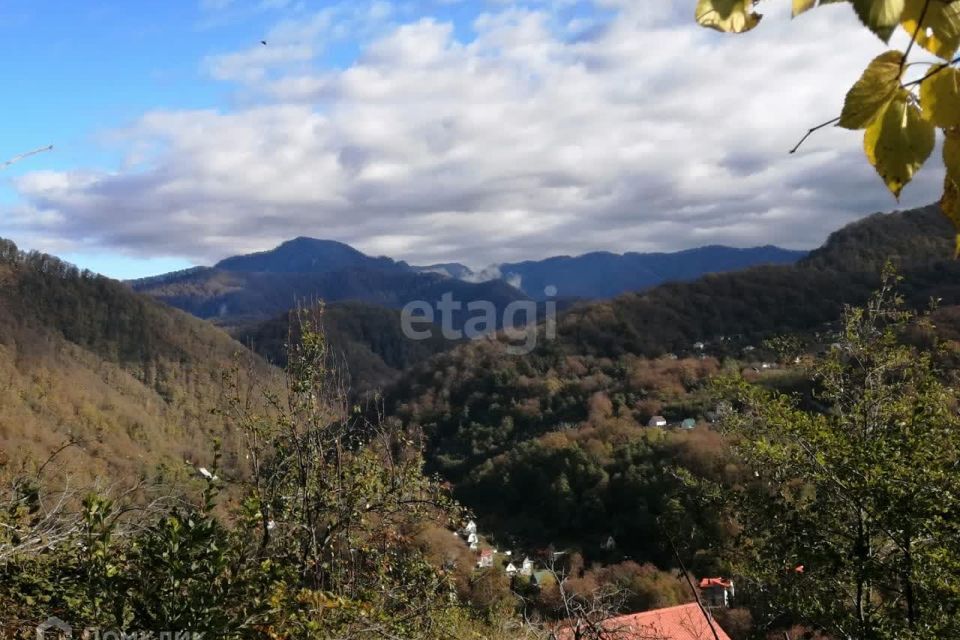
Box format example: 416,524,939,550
0,239,275,482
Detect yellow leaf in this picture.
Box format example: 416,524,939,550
901,0,960,60
840,51,905,129
863,89,936,198
946,127,960,180
695,0,762,33
793,0,817,16
923,67,960,128
852,0,907,41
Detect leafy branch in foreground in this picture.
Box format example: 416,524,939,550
695,0,960,253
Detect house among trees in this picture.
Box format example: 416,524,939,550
601,535,616,551
648,416,667,428
681,418,696,429
467,532,479,550
505,562,518,576
477,549,494,568
699,577,735,608
463,519,477,535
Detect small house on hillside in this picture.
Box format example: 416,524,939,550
464,520,477,535
467,532,479,550
601,535,616,551
648,416,667,428
699,577,735,608
520,557,534,577
681,418,696,430
477,549,494,569
505,562,518,576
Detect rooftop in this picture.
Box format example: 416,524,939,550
555,603,731,640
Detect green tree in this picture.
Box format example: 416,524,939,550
717,271,960,638
222,309,465,639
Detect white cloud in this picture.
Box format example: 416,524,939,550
4,1,943,268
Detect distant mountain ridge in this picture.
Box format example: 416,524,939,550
408,245,806,299
132,242,528,329
492,244,806,299
134,239,807,328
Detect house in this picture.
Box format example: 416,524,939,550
681,418,696,430
699,577,735,608
520,557,535,577
477,549,494,568
464,519,478,535
601,535,617,551
467,532,479,550
505,562,518,576
553,603,732,640
648,416,667,428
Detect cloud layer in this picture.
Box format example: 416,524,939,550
4,0,943,267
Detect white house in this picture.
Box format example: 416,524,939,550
467,532,479,550
464,520,477,535
505,562,518,576
520,557,535,577
648,416,667,428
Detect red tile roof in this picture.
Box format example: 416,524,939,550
555,603,732,640
698,577,733,589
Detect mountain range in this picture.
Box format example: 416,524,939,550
413,245,806,300
131,238,806,326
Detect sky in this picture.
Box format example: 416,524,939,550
0,0,944,279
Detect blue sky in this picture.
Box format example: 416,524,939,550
0,1,940,279
0,1,226,276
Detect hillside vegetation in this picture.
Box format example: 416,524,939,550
235,301,453,393
0,239,275,482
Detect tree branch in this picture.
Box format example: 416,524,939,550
789,116,841,154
